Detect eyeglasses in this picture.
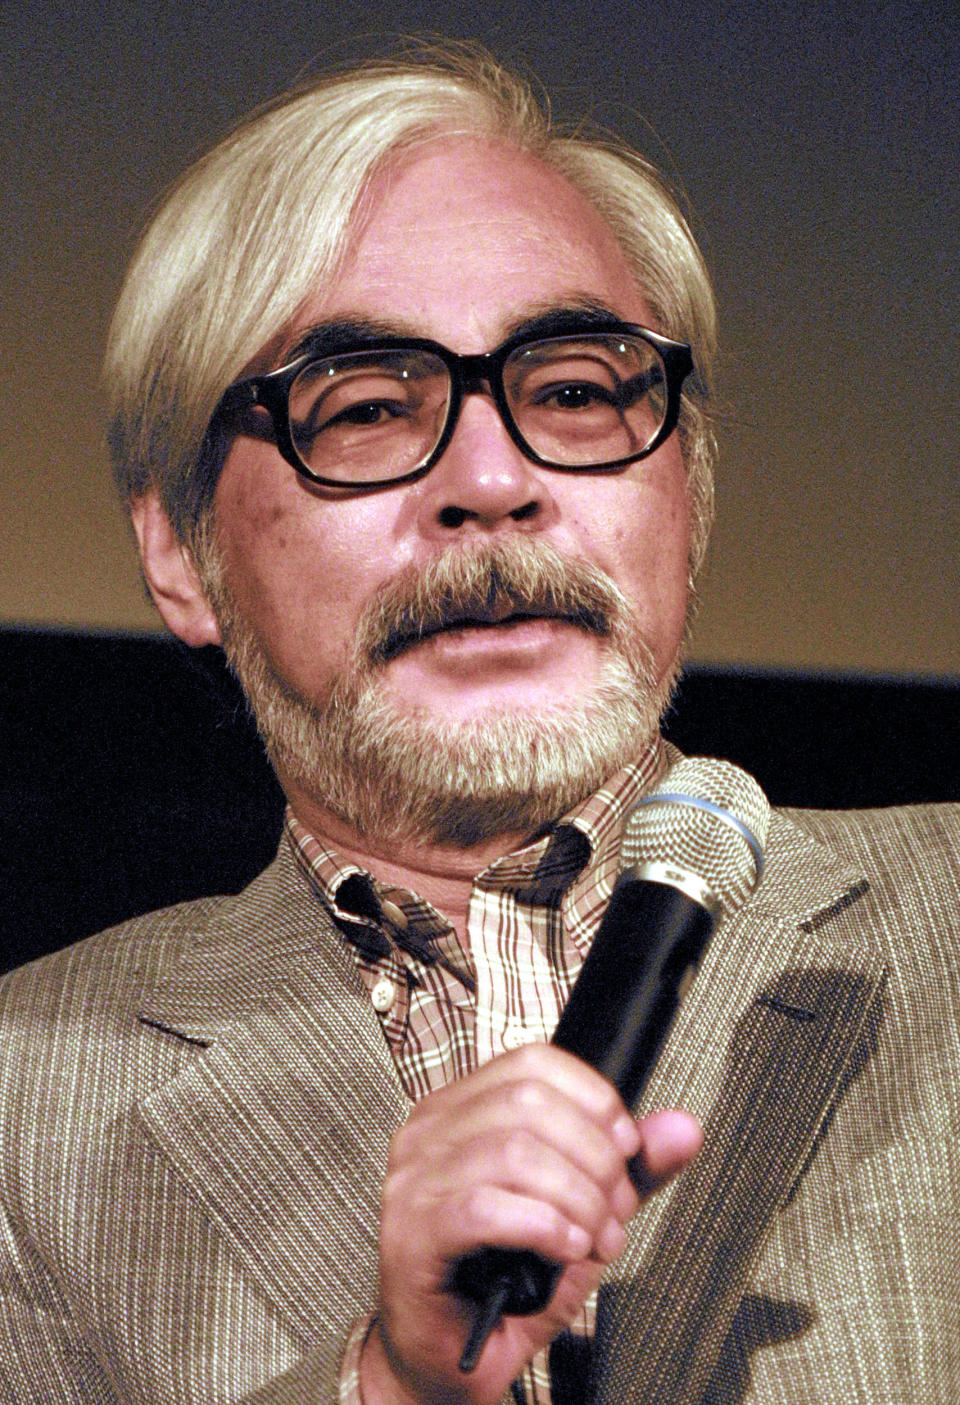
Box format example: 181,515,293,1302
214,320,693,490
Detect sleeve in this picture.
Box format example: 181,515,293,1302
0,1206,121,1404
237,1316,374,1405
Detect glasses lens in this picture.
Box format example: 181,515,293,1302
288,349,451,482
504,333,668,467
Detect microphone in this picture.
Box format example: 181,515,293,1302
454,757,771,1371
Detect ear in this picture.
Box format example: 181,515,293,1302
130,490,222,647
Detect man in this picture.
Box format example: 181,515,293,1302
0,44,957,1405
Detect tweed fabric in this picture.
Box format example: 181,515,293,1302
0,799,957,1403
597,803,960,1405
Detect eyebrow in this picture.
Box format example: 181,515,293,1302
282,318,411,363
282,299,628,364
502,299,627,341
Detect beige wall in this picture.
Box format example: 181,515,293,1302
2,4,957,676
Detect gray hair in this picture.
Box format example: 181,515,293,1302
104,41,717,571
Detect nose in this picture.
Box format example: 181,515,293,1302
415,391,558,539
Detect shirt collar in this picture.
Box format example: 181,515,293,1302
556,740,668,956
285,735,668,956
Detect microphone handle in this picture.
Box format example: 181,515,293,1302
455,875,713,1366
552,874,714,1101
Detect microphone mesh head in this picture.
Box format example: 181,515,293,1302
621,757,770,915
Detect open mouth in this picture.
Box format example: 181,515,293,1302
375,602,608,663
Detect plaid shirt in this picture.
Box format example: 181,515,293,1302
287,743,666,1404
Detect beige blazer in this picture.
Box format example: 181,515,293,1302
0,801,957,1403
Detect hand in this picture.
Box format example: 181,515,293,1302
360,1044,702,1404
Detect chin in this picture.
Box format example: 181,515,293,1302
383,679,595,727
275,653,675,847
212,544,680,846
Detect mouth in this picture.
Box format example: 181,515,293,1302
375,601,608,664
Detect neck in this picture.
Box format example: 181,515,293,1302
287,792,542,938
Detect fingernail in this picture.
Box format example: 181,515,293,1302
612,1114,642,1156
566,1224,591,1259
597,1218,626,1263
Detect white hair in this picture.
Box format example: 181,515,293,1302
105,41,717,569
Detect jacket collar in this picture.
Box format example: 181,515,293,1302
133,809,884,1375
134,839,407,1342
138,838,339,1044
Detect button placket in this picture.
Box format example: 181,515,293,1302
502,1024,537,1051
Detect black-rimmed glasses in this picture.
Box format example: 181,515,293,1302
214,321,693,490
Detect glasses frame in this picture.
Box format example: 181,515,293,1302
214,320,694,491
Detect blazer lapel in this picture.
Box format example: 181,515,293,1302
593,809,886,1404
134,844,408,1344
130,811,886,1389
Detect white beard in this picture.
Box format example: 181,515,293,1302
200,535,681,847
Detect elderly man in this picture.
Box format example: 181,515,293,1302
0,45,957,1405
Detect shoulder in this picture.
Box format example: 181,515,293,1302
0,843,309,1089
776,800,960,910
0,890,225,1155
779,798,960,856
0,846,320,1208
754,803,959,1069
0,890,226,1027
0,838,308,1008
769,803,959,1090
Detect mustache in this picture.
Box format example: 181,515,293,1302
355,538,631,666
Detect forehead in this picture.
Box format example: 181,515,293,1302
286,136,654,353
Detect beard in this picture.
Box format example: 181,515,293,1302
198,533,683,848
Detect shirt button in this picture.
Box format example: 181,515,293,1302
380,898,408,930
502,1025,534,1051
371,977,397,1013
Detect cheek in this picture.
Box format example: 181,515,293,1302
597,470,692,662
211,448,412,689
214,485,306,626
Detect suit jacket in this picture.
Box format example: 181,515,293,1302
0,801,957,1403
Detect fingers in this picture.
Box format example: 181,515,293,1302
385,1046,644,1263
396,1070,638,1197
440,1183,613,1267
629,1107,704,1195
372,1048,705,1403
385,1126,631,1273
406,1042,640,1137
393,1043,644,1184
